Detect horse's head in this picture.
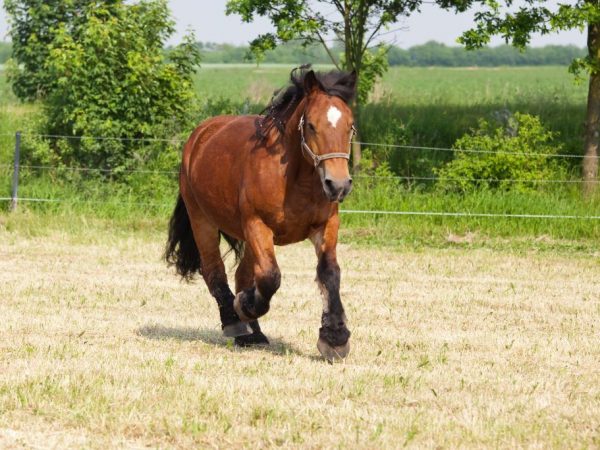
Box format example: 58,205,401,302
300,70,357,203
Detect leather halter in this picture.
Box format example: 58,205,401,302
298,114,356,168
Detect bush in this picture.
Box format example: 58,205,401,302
8,0,200,173
435,113,570,193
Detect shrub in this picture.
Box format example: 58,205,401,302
8,0,200,173
4,0,92,101
435,113,569,193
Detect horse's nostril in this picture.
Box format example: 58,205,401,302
348,178,353,185
325,178,334,189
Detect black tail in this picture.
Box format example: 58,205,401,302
165,194,245,280
165,194,200,280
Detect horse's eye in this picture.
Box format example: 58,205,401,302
308,122,316,132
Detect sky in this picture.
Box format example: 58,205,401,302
0,0,586,48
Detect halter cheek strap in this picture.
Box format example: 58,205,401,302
298,115,356,168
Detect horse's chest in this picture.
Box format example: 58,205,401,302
247,166,332,244
270,200,331,245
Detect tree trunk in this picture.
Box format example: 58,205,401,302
583,21,600,197
344,0,362,169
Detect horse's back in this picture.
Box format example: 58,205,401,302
183,115,247,169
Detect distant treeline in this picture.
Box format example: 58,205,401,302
1,40,586,67
198,40,585,67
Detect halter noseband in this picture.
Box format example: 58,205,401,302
298,114,356,168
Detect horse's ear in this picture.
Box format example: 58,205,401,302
337,70,357,95
347,70,358,92
304,70,323,94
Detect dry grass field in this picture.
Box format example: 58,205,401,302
1,227,599,449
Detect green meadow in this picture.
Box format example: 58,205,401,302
194,64,587,155
1,61,598,450
1,65,599,250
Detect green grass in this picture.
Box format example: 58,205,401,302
341,181,600,251
194,65,586,106
2,230,599,448
2,169,599,253
193,65,588,177
2,65,588,163
1,65,598,251
2,66,586,175
0,68,37,164
195,65,587,158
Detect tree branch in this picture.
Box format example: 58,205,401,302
362,19,386,55
331,0,345,15
316,30,341,70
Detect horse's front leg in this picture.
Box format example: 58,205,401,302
233,216,281,322
311,213,351,361
233,246,269,347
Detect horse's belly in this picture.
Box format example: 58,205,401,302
272,223,314,246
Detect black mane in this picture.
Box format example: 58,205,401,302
257,65,356,140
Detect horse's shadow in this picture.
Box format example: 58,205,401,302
137,324,314,359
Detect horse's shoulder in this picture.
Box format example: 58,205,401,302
188,115,240,148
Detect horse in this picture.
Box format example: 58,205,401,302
165,66,357,360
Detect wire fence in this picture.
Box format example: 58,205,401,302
2,131,598,159
356,141,600,160
0,164,180,175
1,163,596,185
2,131,600,220
1,195,598,221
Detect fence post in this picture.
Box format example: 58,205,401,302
10,131,21,212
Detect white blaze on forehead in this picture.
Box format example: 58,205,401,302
327,106,343,128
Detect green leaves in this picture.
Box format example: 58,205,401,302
227,0,319,61
4,0,113,101
225,0,412,104
436,113,569,194
6,0,200,172
454,0,598,59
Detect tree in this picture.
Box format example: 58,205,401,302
446,0,600,195
5,0,200,170
225,0,421,167
4,0,121,101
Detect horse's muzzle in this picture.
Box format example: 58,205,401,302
323,176,353,202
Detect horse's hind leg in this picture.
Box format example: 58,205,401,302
187,211,252,337
233,247,269,347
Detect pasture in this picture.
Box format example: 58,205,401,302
0,64,564,167
1,225,599,448
1,64,599,448
194,65,587,154
0,64,589,163
2,65,599,247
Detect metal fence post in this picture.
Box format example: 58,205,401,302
10,131,21,212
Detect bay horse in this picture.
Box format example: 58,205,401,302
165,66,357,360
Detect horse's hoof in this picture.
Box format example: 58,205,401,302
222,321,252,337
234,331,270,347
317,338,350,361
